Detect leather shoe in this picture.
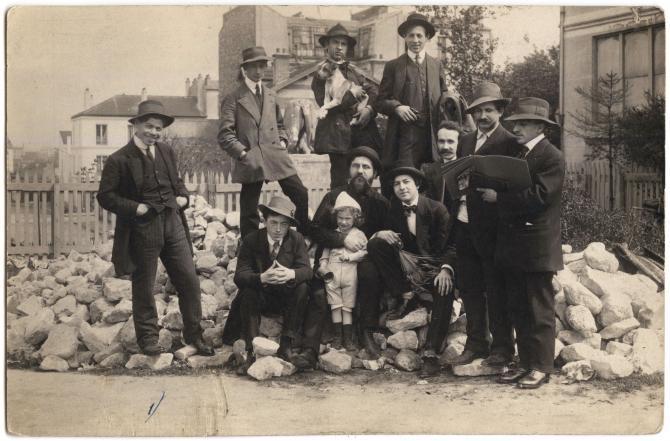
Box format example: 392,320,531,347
517,369,550,389
482,353,513,367
278,337,294,362
236,353,254,376
291,348,317,371
446,349,488,366
361,330,381,359
141,342,163,356
418,357,441,378
497,367,529,384
193,338,214,356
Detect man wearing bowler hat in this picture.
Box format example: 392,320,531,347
97,100,213,356
490,98,564,389
374,13,447,198
222,196,312,375
447,81,518,368
312,23,382,189
219,46,309,240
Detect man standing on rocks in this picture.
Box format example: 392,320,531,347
366,161,457,378
491,97,565,389
291,146,389,368
97,100,213,357
219,46,309,239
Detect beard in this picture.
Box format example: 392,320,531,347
348,174,372,195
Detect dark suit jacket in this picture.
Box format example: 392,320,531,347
496,138,565,273
218,83,296,184
374,53,447,168
385,195,456,268
96,140,191,276
312,62,382,154
455,124,519,258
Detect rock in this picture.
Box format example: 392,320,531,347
319,350,353,373
446,332,467,348
557,330,602,349
598,294,633,328
606,341,633,357
39,355,70,372
555,300,568,324
8,267,32,285
555,339,565,360
202,326,223,348
565,305,597,337
599,317,641,340
386,308,429,333
17,295,45,316
563,253,584,265
68,249,86,262
45,286,68,306
440,343,464,364
117,319,141,354
562,244,573,254
100,352,129,368
54,268,73,284
6,329,34,361
125,353,174,370
69,285,101,304
563,280,603,315
205,208,227,223
102,299,133,324
580,266,657,303
452,358,504,376
68,351,94,369
160,307,184,331
233,339,247,363
52,295,77,316
591,355,634,379
372,333,388,350
561,360,595,382
584,242,619,273
629,328,663,374
247,356,296,380
92,342,124,363
200,279,217,296
80,322,124,353
552,277,562,294
223,278,238,296
555,317,566,335
560,343,598,362
260,316,283,338
102,278,132,302
567,259,587,274
362,358,385,371
252,337,279,356
175,345,198,360
158,329,173,352
387,330,419,351
210,238,227,258
23,308,56,346
196,253,219,274
187,349,234,369
448,314,467,334
638,298,664,330
39,324,80,359
224,211,240,230
89,298,115,323
87,258,114,284
200,294,219,319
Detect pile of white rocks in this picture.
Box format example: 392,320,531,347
556,242,664,381
6,195,242,373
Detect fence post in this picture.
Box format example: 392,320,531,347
52,177,62,257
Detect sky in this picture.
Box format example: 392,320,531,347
6,5,560,149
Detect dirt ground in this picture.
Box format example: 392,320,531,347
5,367,664,436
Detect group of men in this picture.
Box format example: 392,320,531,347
98,12,565,390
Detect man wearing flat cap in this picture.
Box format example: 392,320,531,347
374,12,447,198
490,98,564,389
219,46,309,240
97,100,213,356
312,23,382,190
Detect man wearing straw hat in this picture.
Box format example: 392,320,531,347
219,46,309,239
97,99,214,357
491,97,565,389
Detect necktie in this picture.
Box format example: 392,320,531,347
255,83,263,109
402,204,417,217
517,145,530,159
145,147,154,162
270,240,280,261
415,54,421,65
336,61,349,73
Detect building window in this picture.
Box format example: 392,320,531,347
292,26,313,57
96,124,108,145
358,27,372,59
595,25,665,107
94,155,108,172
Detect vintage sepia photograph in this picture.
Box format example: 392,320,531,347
5,3,665,436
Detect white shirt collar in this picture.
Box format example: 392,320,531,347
244,77,262,94
525,133,545,152
477,122,498,140
267,234,283,247
133,135,154,154
402,194,420,207
407,49,426,64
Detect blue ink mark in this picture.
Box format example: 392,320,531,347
145,391,165,422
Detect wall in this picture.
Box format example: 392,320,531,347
220,6,257,97
256,6,289,57
206,89,219,119
72,116,131,148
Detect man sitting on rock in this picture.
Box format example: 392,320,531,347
366,161,457,377
222,196,312,375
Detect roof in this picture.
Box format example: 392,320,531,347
205,80,219,91
273,61,380,91
72,95,205,119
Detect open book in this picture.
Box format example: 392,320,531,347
441,155,532,199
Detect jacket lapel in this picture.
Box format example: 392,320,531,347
426,55,439,106
256,230,272,270
123,141,144,193
260,88,275,125
414,196,429,250
237,86,261,125
393,54,410,102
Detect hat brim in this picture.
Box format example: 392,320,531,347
318,34,357,48
466,97,512,113
504,114,559,126
398,19,436,39
129,112,175,127
241,56,271,66
347,147,382,173
258,205,298,226
386,166,425,184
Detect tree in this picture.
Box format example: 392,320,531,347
619,91,665,171
569,71,629,210
166,135,231,178
417,5,500,101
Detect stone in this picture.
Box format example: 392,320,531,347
247,356,296,380
567,259,587,274
563,280,603,315
597,294,633,328
102,299,133,324
65,275,88,289
591,354,635,379
580,266,657,303
555,339,565,360
6,329,34,361
79,322,124,353
8,267,32,285
606,341,633,357
187,349,234,369
563,252,584,264
89,297,115,323
318,350,353,373
52,295,77,317
252,337,279,356
557,330,602,349
372,333,387,350
210,238,227,258
565,305,597,337
386,308,429,333
446,332,467,348
452,358,504,376
440,343,465,364
39,355,70,372
380,348,399,363
45,286,68,306
629,328,663,374
555,317,565,335
552,277,562,294
93,342,124,363
93,240,114,261
17,295,45,316
639,298,664,330
362,358,385,371
584,242,619,273
233,339,247,363
69,285,101,305
560,343,598,362
175,345,198,360
100,352,129,368
125,353,174,370
202,326,224,348
561,360,595,382
224,211,240,229
200,279,217,296
102,277,132,302
260,316,283,338
201,319,216,329
448,314,467,334
87,258,115,284
599,317,641,340
68,249,86,262
23,308,56,346
158,329,173,352
117,319,141,354
196,253,219,274
394,349,422,372
68,351,94,369
387,330,419,351
562,244,573,254
555,300,568,324
205,208,227,223
160,307,184,331
54,268,73,284
200,294,219,319
39,324,80,359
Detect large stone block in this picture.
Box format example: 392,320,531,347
247,356,296,380
319,350,353,374
563,280,602,315
386,308,428,333
387,330,419,351
23,308,56,346
89,297,115,323
187,348,234,369
102,277,132,302
393,349,422,372
252,337,279,356
565,305,597,337
103,299,133,324
117,319,141,354
560,343,598,362
17,295,45,316
80,322,124,353
597,294,633,328
39,355,70,372
39,324,80,359
629,328,664,374
591,354,635,379
599,317,640,340
583,242,619,273
52,295,77,316
125,353,174,370
561,360,595,382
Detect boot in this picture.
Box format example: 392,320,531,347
278,336,294,361
331,324,343,350
342,325,357,351
291,348,317,371
361,328,381,359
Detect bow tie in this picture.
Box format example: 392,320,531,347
402,204,417,217
334,61,349,73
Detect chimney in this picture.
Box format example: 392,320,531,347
84,88,90,109
195,74,205,114
272,52,291,86
141,88,148,102
185,78,191,96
